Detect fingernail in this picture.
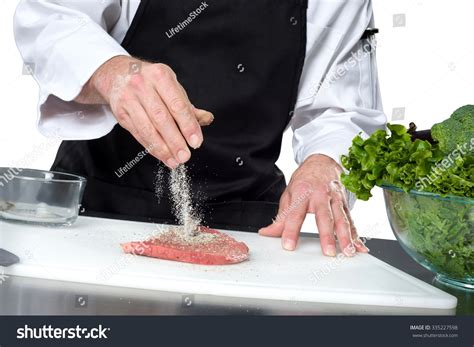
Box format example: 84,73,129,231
167,158,179,169
202,114,214,126
177,149,190,163
355,240,370,253
282,239,296,251
189,134,201,149
325,245,337,257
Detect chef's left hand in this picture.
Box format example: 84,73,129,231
259,154,369,257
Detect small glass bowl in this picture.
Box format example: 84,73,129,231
381,184,473,290
0,168,86,227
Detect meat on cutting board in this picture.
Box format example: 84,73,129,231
121,227,249,265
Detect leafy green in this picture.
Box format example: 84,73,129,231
340,124,447,200
386,189,473,280
341,108,473,282
341,124,473,199
424,154,474,198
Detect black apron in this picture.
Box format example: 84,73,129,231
51,0,308,232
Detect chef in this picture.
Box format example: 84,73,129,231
13,0,386,257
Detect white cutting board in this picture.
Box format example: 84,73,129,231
0,217,456,311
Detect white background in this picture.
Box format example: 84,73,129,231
0,0,473,240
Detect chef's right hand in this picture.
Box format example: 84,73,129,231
77,55,214,169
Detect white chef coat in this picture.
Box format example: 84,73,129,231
13,0,386,166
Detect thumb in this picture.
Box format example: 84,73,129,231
259,193,290,237
259,219,284,237
195,107,214,126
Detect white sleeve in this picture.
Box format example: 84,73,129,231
292,0,387,167
13,0,137,140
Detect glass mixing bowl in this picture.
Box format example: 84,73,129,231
382,184,473,290
0,168,86,227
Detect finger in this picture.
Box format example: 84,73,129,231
330,189,355,257
312,188,337,257
152,66,203,149
195,107,214,126
344,203,369,253
259,192,290,238
180,87,214,126
140,87,191,164
281,195,308,251
122,102,178,169
258,219,284,239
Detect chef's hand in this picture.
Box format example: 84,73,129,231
75,55,214,169
259,154,369,257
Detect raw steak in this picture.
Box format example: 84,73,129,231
121,227,249,265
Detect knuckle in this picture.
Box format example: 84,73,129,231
169,97,189,114
138,126,154,140
115,111,128,123
153,63,173,80
317,210,334,224
291,181,313,196
181,121,200,136
315,184,331,197
150,107,168,122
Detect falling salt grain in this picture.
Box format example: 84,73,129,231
153,165,165,202
169,165,202,236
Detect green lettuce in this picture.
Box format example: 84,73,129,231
386,189,473,280
341,123,473,282
341,124,473,200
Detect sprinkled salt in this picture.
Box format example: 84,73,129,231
168,165,202,236
153,226,217,246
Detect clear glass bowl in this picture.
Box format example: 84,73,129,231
382,185,474,290
0,168,86,227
